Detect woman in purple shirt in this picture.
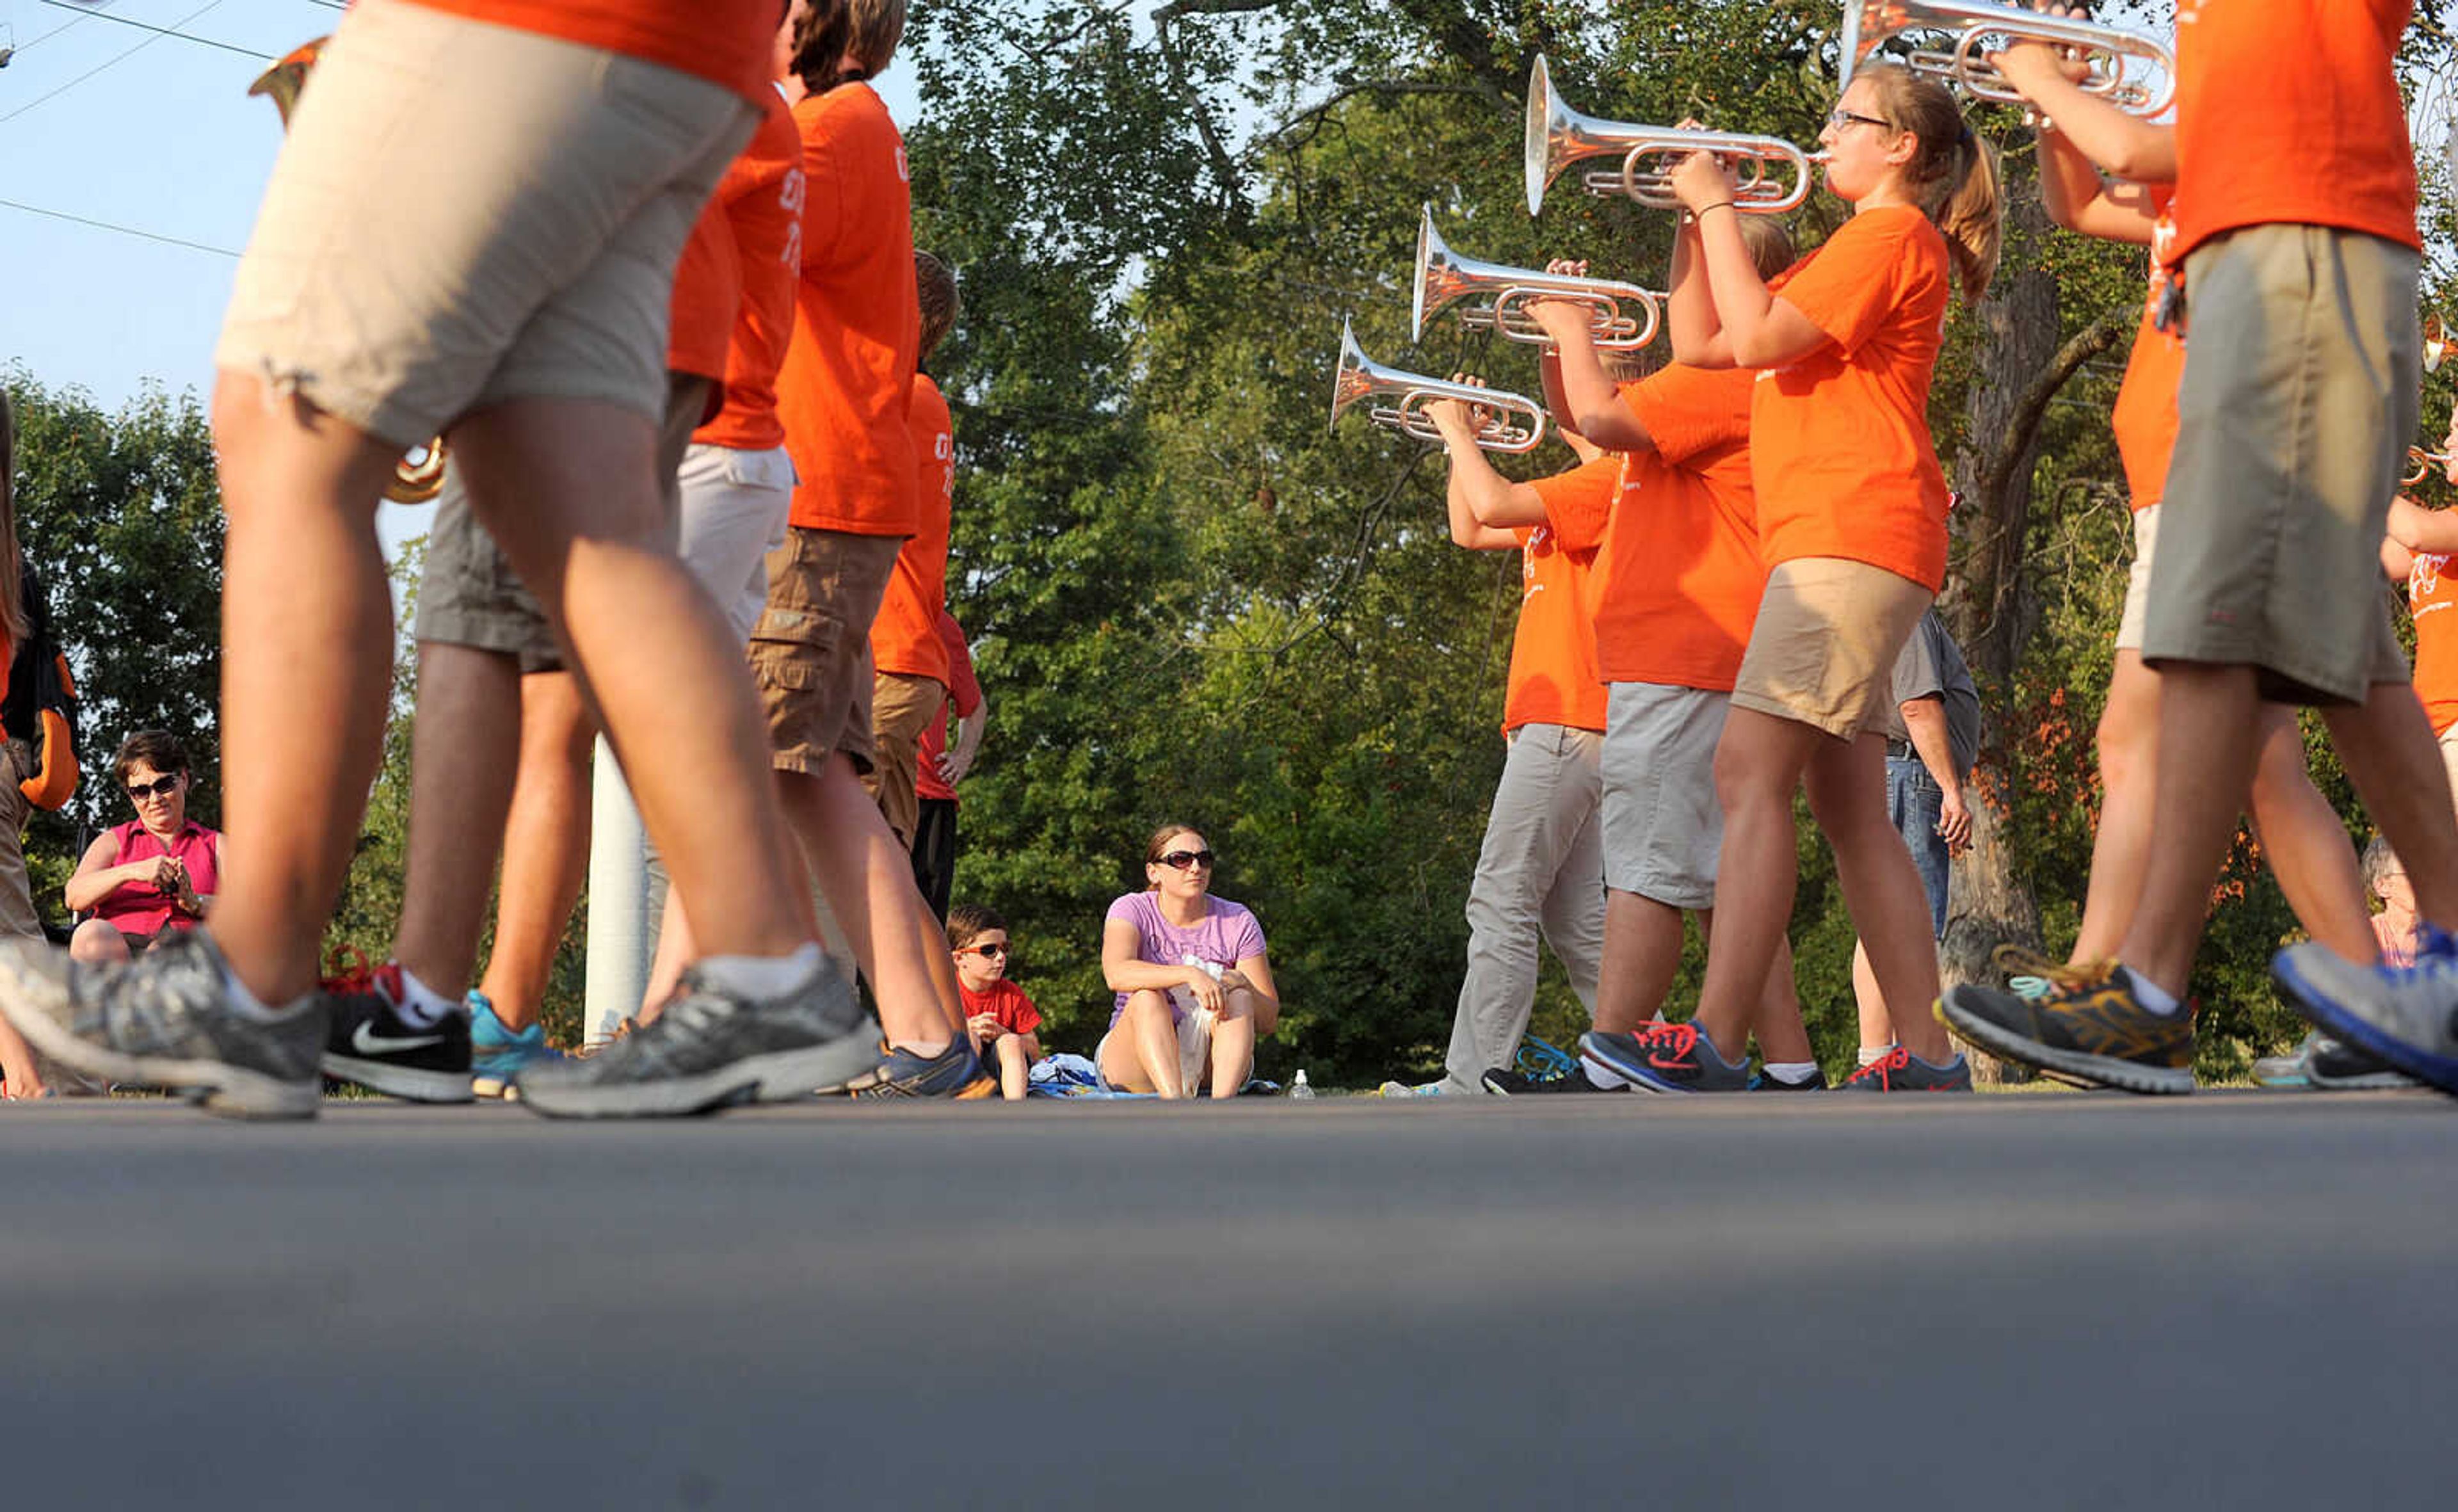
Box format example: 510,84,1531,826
1098,823,1280,1097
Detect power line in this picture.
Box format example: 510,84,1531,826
3,0,113,60
0,193,239,257
0,0,234,125
32,0,272,61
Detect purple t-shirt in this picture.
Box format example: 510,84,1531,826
1105,891,1268,1022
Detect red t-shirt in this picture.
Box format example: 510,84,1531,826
399,0,784,103
871,374,956,681
2409,542,2458,735
695,89,805,453
1751,204,1953,590
1545,366,1764,690
774,83,920,535
667,198,739,398
961,977,1042,1036
1509,470,1610,734
917,612,981,805
2170,0,2418,263
2110,196,2185,512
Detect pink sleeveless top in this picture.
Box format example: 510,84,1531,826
93,819,221,936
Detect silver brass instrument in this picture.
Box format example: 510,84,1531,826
1840,0,2175,118
2426,313,2450,375
1413,207,1662,350
1329,321,1548,454
2406,446,2454,487
1525,55,1822,216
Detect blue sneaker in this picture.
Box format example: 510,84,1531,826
1578,1020,1751,1092
2272,928,2458,1097
469,991,563,1101
844,1038,997,1099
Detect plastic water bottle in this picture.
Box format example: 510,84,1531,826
1289,1069,1315,1100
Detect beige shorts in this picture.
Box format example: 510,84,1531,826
2438,724,2458,805
2144,224,2419,705
1730,558,1933,740
214,0,755,449
864,672,949,849
2115,503,2160,654
751,529,904,779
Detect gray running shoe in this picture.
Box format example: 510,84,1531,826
2251,1032,2318,1089
514,953,880,1118
2273,933,2458,1097
2304,1034,2414,1091
0,931,323,1119
1836,1046,1973,1092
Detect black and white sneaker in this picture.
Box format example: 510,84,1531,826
0,930,324,1119
1481,1065,1622,1094
2304,1034,2415,1091
513,952,881,1118
319,959,474,1103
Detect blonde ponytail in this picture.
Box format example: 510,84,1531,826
1857,63,2005,305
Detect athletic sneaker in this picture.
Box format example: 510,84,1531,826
0,930,324,1119
1578,1020,1750,1093
1747,1066,1827,1091
1936,958,2194,1094
2274,930,2458,1095
1376,1079,1446,1097
2251,1032,2318,1089
469,990,563,1100
319,958,473,1103
1837,1045,1973,1093
515,954,881,1118
846,1038,997,1099
2304,1033,2413,1091
1481,1065,1620,1094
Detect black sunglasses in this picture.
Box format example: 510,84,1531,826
962,941,1009,958
126,774,181,800
1157,849,1216,871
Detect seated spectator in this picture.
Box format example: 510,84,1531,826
949,902,1041,1101
2362,835,2419,968
1098,823,1279,1099
65,732,222,964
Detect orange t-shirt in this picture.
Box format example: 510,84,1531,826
871,374,956,684
667,199,739,401
1750,204,1953,590
2409,542,2458,734
399,1,784,102
695,88,805,453
1509,469,1610,734
2110,196,2185,512
773,83,920,536
1545,367,1765,691
2170,0,2418,263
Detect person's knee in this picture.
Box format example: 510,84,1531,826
68,921,125,965
1126,988,1172,1024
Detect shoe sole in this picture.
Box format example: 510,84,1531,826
1934,992,2194,1095
515,1022,885,1120
319,1053,476,1104
2272,954,2458,1096
2304,1069,2418,1091
0,978,316,1120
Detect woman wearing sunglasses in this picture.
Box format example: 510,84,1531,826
1098,823,1280,1098
65,730,222,965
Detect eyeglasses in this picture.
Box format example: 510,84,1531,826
961,941,1009,958
1156,849,1216,871
1826,107,1892,133
126,775,181,800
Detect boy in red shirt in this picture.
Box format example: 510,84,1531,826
948,903,1041,1101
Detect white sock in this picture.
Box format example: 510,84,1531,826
1761,1060,1819,1086
390,966,462,1029
2121,965,2181,1017
1581,1058,1621,1089
1858,1043,1897,1067
220,965,309,1024
696,942,824,1002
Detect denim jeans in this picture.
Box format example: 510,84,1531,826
1886,754,1950,940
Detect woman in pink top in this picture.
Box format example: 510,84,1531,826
66,731,223,964
1098,823,1280,1098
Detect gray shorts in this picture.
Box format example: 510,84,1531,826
2145,224,2418,705
1600,682,1729,910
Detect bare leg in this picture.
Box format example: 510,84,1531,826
207,374,408,1004
1210,992,1257,1099
1851,939,1888,1051
472,672,596,1029
453,396,806,964
1593,888,1685,1034
775,759,965,1049
1689,709,1822,1055
1751,935,1815,1063
1097,991,1181,1097
2119,663,2266,995
995,1033,1029,1101
640,889,693,1022
2075,651,2160,962
0,1016,45,1098
390,643,523,999
1803,733,1954,1062
2320,679,2458,930
68,921,133,967
2247,705,2376,965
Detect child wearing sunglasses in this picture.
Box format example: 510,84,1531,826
947,903,1041,1100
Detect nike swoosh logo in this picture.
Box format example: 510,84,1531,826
352,1022,444,1056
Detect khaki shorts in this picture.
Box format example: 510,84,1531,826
1730,558,1932,740
864,672,949,849
2144,224,2420,705
414,376,707,670
214,0,755,448
2115,503,2161,654
1601,682,1728,909
751,529,904,778
2438,724,2458,807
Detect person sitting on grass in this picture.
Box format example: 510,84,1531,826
949,902,1041,1101
66,731,221,965
1098,823,1279,1099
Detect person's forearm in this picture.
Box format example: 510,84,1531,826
952,707,986,768
1698,207,1780,365
1104,958,1200,994
1546,324,1650,451
2025,72,2174,183
2395,502,2458,555
1900,700,1962,800
63,864,144,914
1666,220,1725,365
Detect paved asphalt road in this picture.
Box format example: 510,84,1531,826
3,1089,2453,1509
